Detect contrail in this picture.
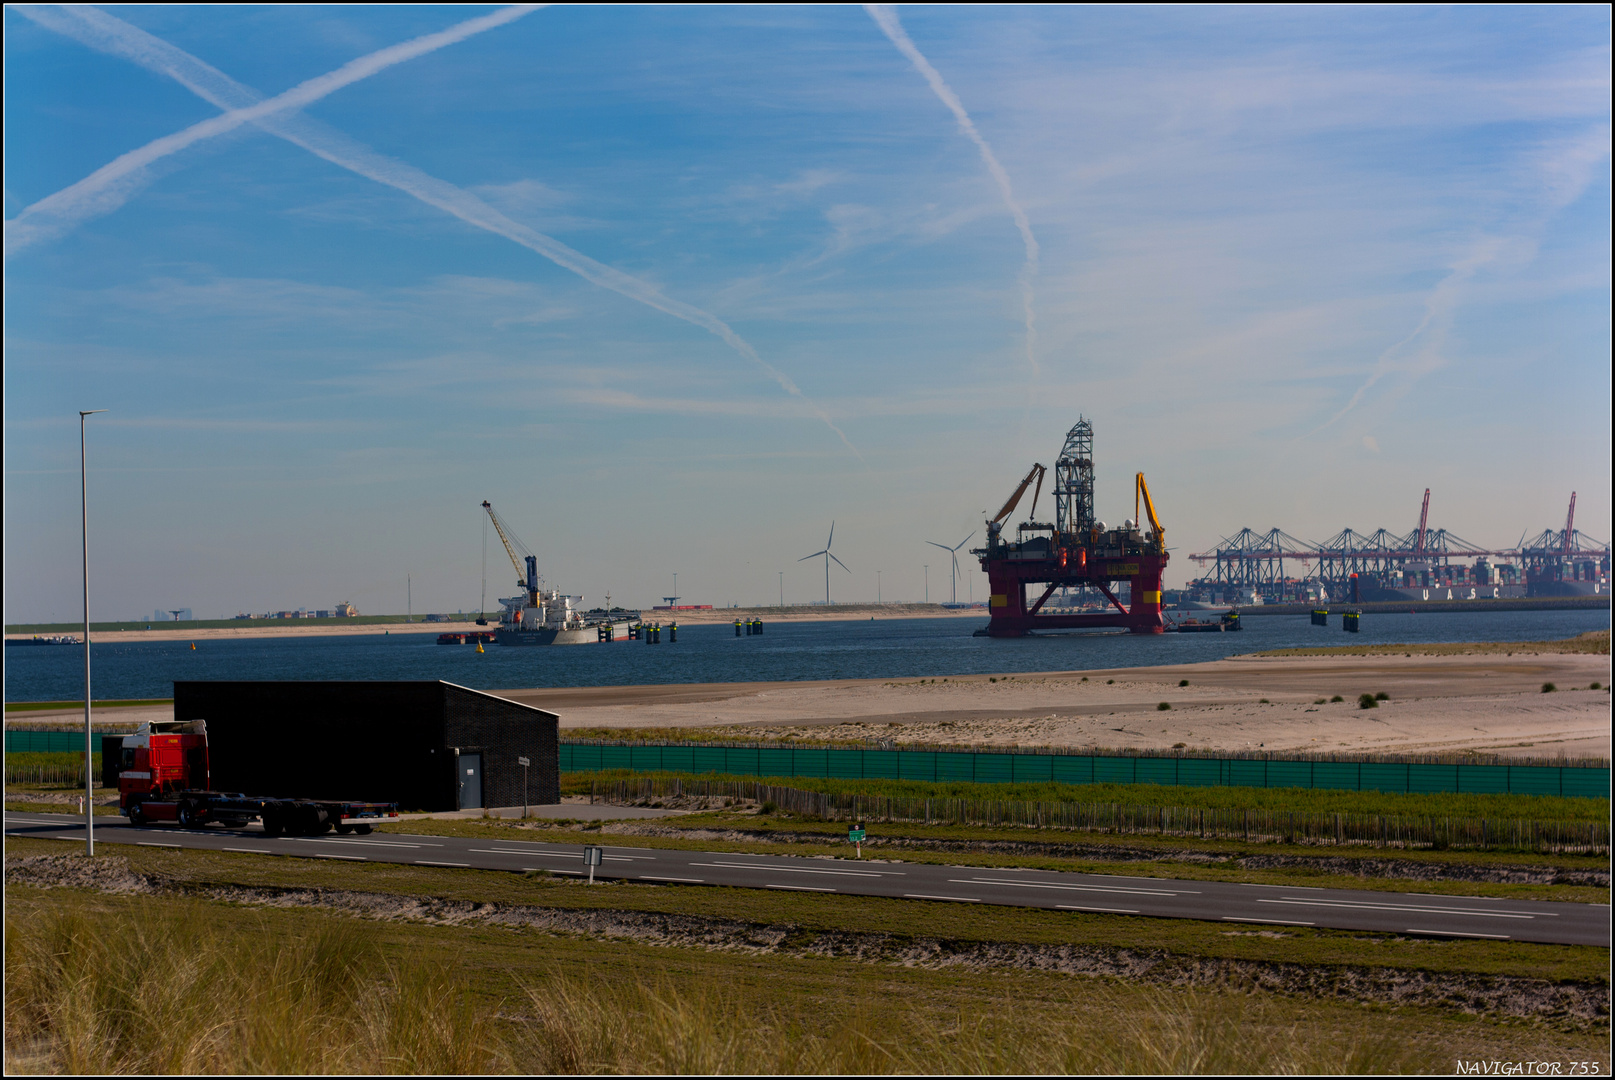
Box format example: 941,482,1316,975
18,6,863,460
865,4,1039,379
5,5,541,258
1313,239,1500,434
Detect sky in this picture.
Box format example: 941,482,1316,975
4,4,1610,622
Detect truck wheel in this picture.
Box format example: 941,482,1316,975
128,802,147,827
176,802,196,828
353,824,373,835
334,824,354,835
260,814,282,836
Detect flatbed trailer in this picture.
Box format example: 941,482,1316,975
117,720,398,836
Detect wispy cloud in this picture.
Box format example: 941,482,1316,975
21,4,865,463
866,3,1040,379
6,4,542,257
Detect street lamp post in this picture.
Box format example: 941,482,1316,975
923,564,929,605
80,409,106,856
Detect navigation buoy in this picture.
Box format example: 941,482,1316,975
189,642,196,650
475,643,485,653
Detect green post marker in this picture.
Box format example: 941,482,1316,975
848,821,866,859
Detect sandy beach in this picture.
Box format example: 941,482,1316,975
11,646,1607,762
491,650,1612,760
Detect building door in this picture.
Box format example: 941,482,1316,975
458,753,482,809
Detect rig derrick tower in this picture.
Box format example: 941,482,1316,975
973,417,1168,636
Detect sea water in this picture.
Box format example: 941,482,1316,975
4,608,1608,703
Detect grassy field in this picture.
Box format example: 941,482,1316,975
562,769,1611,822
6,837,1609,1073
4,883,1477,1075
1253,630,1611,658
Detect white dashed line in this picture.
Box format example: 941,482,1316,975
905,894,981,903
765,884,835,892
1221,917,1315,926
415,860,469,868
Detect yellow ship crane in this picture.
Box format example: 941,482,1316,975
482,500,538,594
1135,473,1165,555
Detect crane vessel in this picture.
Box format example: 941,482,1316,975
973,417,1169,636
482,500,638,645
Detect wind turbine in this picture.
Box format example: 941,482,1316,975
799,521,850,605
926,531,976,605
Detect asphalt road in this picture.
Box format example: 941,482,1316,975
7,812,1608,947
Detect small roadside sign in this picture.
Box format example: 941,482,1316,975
848,822,866,859
517,756,530,767
583,844,603,884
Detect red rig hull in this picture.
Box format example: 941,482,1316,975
977,544,1167,636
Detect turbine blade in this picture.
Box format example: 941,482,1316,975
955,531,976,550
830,552,851,573
827,520,835,549
926,541,952,551
799,551,826,562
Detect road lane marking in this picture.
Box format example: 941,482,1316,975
299,838,436,849
1057,905,1140,914
1258,898,1535,919
691,861,898,878
1406,928,1511,939
223,847,271,854
1222,917,1315,926
137,842,180,849
643,876,706,883
313,853,365,861
416,860,469,868
905,894,982,903
956,878,1196,897
766,884,834,892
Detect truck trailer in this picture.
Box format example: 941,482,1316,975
118,720,398,836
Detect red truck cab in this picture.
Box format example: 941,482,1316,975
119,720,210,811
118,718,398,834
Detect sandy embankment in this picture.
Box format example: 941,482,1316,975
10,650,1608,761
496,652,1613,760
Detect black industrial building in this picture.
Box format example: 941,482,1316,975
167,681,559,811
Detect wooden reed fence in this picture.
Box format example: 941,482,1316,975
6,763,99,787
587,777,1608,855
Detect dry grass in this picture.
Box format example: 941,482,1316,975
5,888,1444,1075
508,971,1431,1075
4,898,495,1074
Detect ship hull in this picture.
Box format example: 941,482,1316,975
495,619,636,646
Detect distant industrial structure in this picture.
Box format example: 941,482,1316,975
231,602,360,620
972,417,1170,635
1188,491,1609,605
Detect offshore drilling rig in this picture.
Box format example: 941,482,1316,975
972,418,1168,636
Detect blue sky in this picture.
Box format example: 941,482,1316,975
4,5,1609,621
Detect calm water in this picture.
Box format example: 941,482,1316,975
5,608,1608,703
